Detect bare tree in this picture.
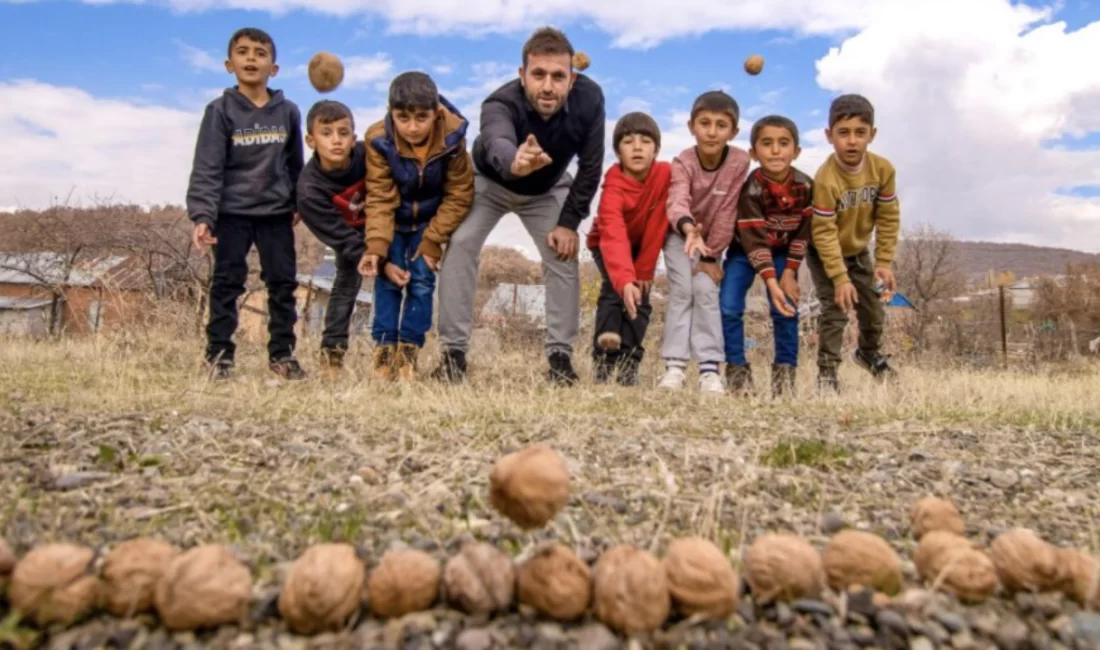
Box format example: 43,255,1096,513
894,222,966,349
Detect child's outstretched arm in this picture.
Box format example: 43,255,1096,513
666,157,694,234
417,144,475,266
872,165,901,270
364,141,401,264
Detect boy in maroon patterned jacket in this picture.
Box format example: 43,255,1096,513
720,115,812,397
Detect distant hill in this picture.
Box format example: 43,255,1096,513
894,240,1100,283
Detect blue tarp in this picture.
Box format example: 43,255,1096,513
887,292,915,309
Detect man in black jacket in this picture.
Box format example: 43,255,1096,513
187,27,305,380
433,25,605,385
295,100,367,370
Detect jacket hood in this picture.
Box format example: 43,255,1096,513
225,86,286,110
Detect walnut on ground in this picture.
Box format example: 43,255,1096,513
516,542,591,622
488,443,570,530
913,531,998,603
98,538,179,617
442,541,515,616
154,544,253,631
1058,547,1100,609
368,548,441,618
822,530,903,596
909,496,965,540
593,544,670,634
278,543,366,634
988,528,1067,594
663,536,739,619
742,533,825,604
9,542,100,626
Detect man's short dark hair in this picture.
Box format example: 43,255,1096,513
388,71,439,112
228,27,276,63
829,93,875,127
750,115,800,148
690,90,739,125
522,26,574,68
306,100,354,135
613,112,661,152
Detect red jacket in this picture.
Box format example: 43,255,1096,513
586,161,672,296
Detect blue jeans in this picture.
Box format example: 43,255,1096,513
719,251,799,366
371,227,436,348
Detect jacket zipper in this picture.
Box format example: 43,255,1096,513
404,141,458,226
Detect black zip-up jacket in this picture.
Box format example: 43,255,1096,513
296,142,367,266
186,87,304,228
472,75,605,231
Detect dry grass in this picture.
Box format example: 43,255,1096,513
1,330,1099,623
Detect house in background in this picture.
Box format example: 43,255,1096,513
0,252,153,336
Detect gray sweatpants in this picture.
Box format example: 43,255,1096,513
437,170,579,357
660,232,724,365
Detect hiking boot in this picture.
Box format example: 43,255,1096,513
658,366,686,390
431,349,467,383
772,363,796,398
593,352,615,385
854,350,896,381
270,356,307,380
548,352,579,386
699,371,726,394
817,365,840,393
372,344,396,381
319,347,346,369
395,342,419,382
204,358,233,381
617,357,640,387
596,331,622,351
725,363,754,394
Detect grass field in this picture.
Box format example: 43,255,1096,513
1,330,1099,648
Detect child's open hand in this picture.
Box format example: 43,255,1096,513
192,223,217,257
766,278,796,318
358,254,380,278
835,282,858,311
384,261,411,287
779,271,801,306
682,225,712,259
874,267,897,302
622,282,643,320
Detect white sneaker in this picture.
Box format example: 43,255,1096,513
699,371,726,394
658,367,686,390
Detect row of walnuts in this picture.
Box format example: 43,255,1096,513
1,444,1098,637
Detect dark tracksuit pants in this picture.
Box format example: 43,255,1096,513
591,248,652,365
320,252,363,352
805,246,885,369
206,213,298,364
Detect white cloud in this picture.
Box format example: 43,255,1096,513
432,64,454,75
175,40,223,73
813,0,1100,248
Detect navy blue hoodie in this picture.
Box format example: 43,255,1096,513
186,87,304,227
297,142,367,266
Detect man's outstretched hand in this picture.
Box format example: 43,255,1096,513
510,134,553,178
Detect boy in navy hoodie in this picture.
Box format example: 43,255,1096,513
187,27,305,381
296,100,367,370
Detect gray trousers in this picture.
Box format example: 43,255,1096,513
660,232,724,364
437,170,579,357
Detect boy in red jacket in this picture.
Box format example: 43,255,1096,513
585,112,670,386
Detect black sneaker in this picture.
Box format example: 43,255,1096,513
617,357,640,387
771,364,796,398
854,350,895,381
431,349,467,383
270,356,308,380
319,347,346,369
548,352,579,386
205,359,233,381
725,363,754,394
817,365,839,393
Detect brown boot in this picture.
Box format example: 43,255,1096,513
395,342,419,382
725,363,754,394
772,364,796,398
372,344,396,381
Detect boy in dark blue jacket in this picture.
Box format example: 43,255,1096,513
296,100,367,370
358,71,474,381
187,27,305,380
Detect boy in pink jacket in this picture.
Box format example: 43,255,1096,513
660,90,751,393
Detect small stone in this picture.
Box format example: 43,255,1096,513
454,628,492,650
933,611,966,633
788,639,817,650
995,619,1030,650
822,512,847,534
908,636,933,650
776,603,794,626
908,450,932,462
53,471,113,490
989,469,1020,489
875,610,908,636
569,623,621,650
793,599,835,617
850,626,876,646
1071,613,1100,645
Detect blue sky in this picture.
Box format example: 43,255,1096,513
1,0,1099,255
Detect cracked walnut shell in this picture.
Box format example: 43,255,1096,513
909,496,965,540
279,543,365,634
9,542,100,626
442,542,515,616
516,543,591,622
99,538,179,617
989,528,1067,594
368,549,440,618
822,530,903,596
154,544,253,631
742,533,825,604
913,531,997,602
489,444,570,530
593,545,670,634
663,536,739,619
